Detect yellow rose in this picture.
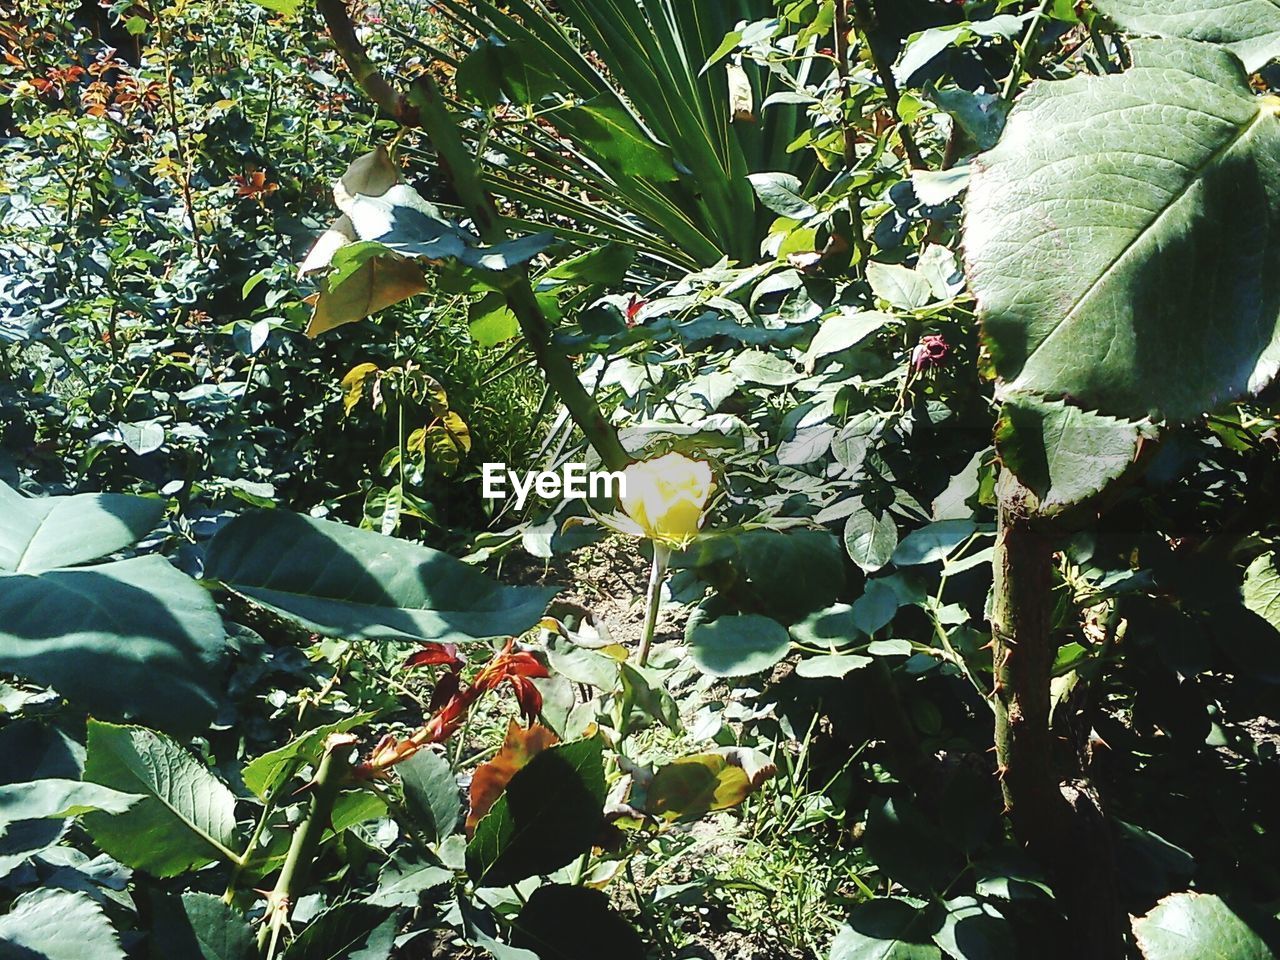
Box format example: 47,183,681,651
620,452,714,547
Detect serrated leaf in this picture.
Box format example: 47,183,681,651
367,850,452,907
467,722,559,835
466,735,606,888
511,885,645,960
1132,891,1273,960
866,261,933,311
82,721,239,877
830,897,943,960
643,748,775,821
1243,551,1280,632
0,779,142,826
399,748,461,843
0,888,125,960
748,172,817,219
996,396,1151,511
844,504,898,573
804,310,893,371
1093,0,1280,72
282,903,396,960
241,713,376,800
892,519,977,567
967,39,1280,421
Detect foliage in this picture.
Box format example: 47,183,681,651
3,0,1280,959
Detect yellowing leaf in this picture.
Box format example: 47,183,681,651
305,256,428,338
466,722,559,836
341,363,380,416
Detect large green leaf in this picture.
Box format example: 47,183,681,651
995,396,1152,512
82,720,240,877
0,555,227,733
1131,891,1274,960
150,893,255,960
511,886,645,960
688,614,791,677
0,889,125,960
466,735,605,888
282,903,397,960
0,779,142,826
204,511,556,643
0,481,165,573
966,39,1280,421
830,898,943,960
0,723,81,875
1093,0,1280,72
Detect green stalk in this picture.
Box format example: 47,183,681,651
637,543,671,668
257,737,355,956
316,0,630,471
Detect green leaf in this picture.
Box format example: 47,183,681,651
804,310,893,371
398,748,461,843
466,735,606,888
367,850,452,907
1132,891,1274,960
542,242,634,287
241,713,376,801
995,396,1151,511
678,528,845,621
864,796,965,894
0,555,227,734
688,614,790,677
0,779,142,826
172,896,257,960
82,720,240,877
469,293,521,348
747,172,817,219
852,579,900,634
728,348,802,385
249,0,300,13
0,889,125,960
967,39,1280,421
931,896,1014,960
866,262,934,311
511,885,645,960
205,511,556,644
844,504,899,573
830,898,943,960
643,749,774,821
0,481,165,572
892,520,977,567
566,103,679,181
1093,0,1280,72
795,653,873,678
282,903,397,960
1243,552,1280,632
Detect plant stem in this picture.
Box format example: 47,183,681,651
256,735,356,955
990,473,1126,959
637,544,670,668
315,0,629,471
849,0,925,170
1001,0,1054,101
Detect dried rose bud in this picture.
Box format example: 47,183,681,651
911,334,950,372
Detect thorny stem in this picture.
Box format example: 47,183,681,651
637,543,670,668
315,0,629,470
257,736,356,956
1001,0,1054,101
155,5,205,261
849,0,925,170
